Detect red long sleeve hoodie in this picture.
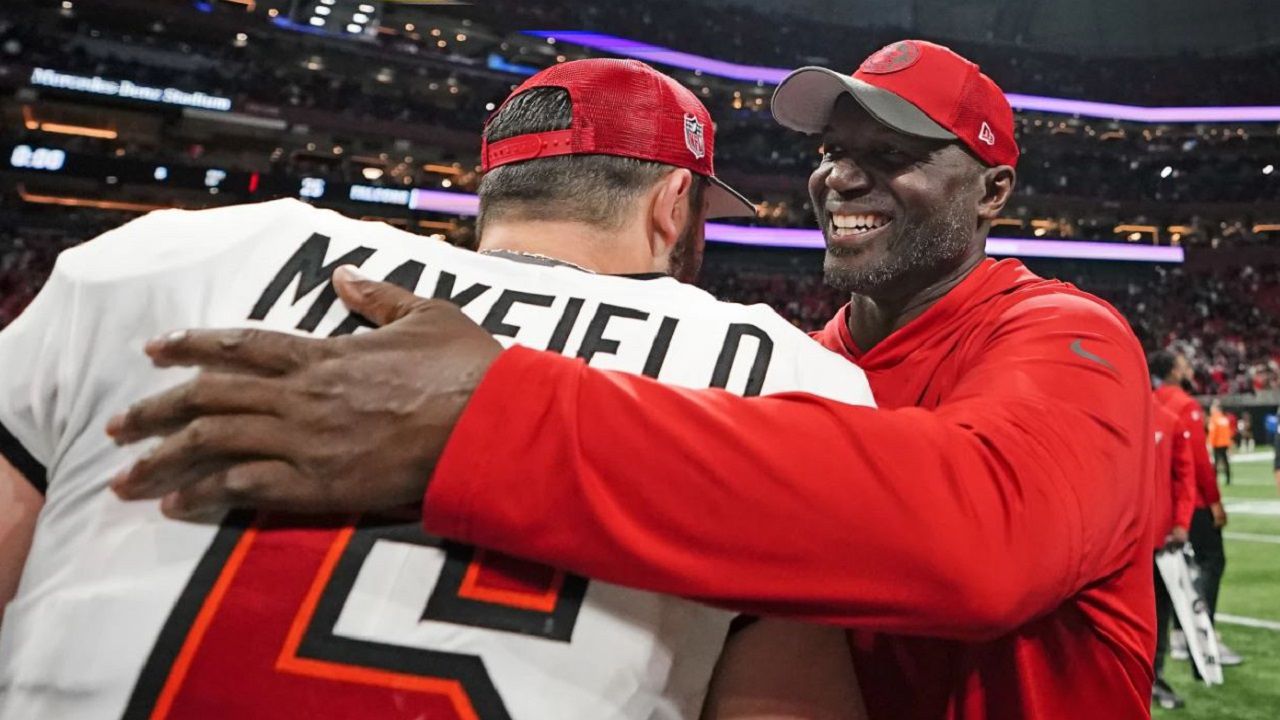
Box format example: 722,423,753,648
425,258,1156,719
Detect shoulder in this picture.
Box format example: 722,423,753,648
967,260,1133,339
997,282,1134,339
1156,387,1197,416
52,199,314,285
620,276,811,338
656,286,870,402
1154,404,1184,433
986,282,1143,367
1174,394,1203,416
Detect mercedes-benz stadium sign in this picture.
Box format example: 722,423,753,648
29,68,233,112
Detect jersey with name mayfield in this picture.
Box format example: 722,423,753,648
0,199,875,720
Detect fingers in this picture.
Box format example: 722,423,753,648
108,372,283,444
145,327,321,375
159,460,301,522
157,476,234,525
333,264,429,328
110,415,292,501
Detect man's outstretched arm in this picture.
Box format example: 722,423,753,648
422,297,1151,639
111,272,1151,640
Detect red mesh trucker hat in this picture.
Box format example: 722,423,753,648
481,58,756,219
771,40,1019,168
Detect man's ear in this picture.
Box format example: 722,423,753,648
649,168,695,256
977,165,1016,222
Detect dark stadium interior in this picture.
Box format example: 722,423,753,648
2,0,1279,400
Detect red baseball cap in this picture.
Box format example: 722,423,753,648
481,58,756,219
771,40,1019,168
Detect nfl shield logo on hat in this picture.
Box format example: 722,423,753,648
978,121,996,146
684,114,706,159
859,40,923,74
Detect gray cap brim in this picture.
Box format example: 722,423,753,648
705,176,757,219
771,66,956,139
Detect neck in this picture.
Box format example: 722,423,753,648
479,220,653,275
845,249,985,352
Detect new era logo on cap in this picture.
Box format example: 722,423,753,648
978,121,996,146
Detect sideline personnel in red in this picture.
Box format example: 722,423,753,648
1148,375,1196,709
111,42,1156,719
1149,349,1241,667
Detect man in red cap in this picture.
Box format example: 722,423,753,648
112,41,1157,719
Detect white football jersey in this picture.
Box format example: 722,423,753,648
0,199,875,720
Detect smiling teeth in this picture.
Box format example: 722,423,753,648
831,213,890,236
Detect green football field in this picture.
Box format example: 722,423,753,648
1152,454,1280,720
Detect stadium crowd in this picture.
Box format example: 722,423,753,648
3,4,1279,211
1123,265,1280,395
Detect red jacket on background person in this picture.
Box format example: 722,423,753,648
1154,384,1221,507
1152,401,1197,551
425,258,1156,720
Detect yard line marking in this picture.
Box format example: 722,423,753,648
1228,451,1274,463
1224,531,1280,545
1216,614,1280,632
1224,500,1280,517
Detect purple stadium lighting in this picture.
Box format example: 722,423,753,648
524,31,1280,123
408,190,1184,263
410,188,480,216
529,32,790,84
984,238,1184,263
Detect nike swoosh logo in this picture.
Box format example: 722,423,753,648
1070,339,1113,369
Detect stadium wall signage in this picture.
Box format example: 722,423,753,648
29,68,233,112
349,184,412,206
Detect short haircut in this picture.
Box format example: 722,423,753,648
478,87,705,231
1148,349,1177,380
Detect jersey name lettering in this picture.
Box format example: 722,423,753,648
250,232,775,396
